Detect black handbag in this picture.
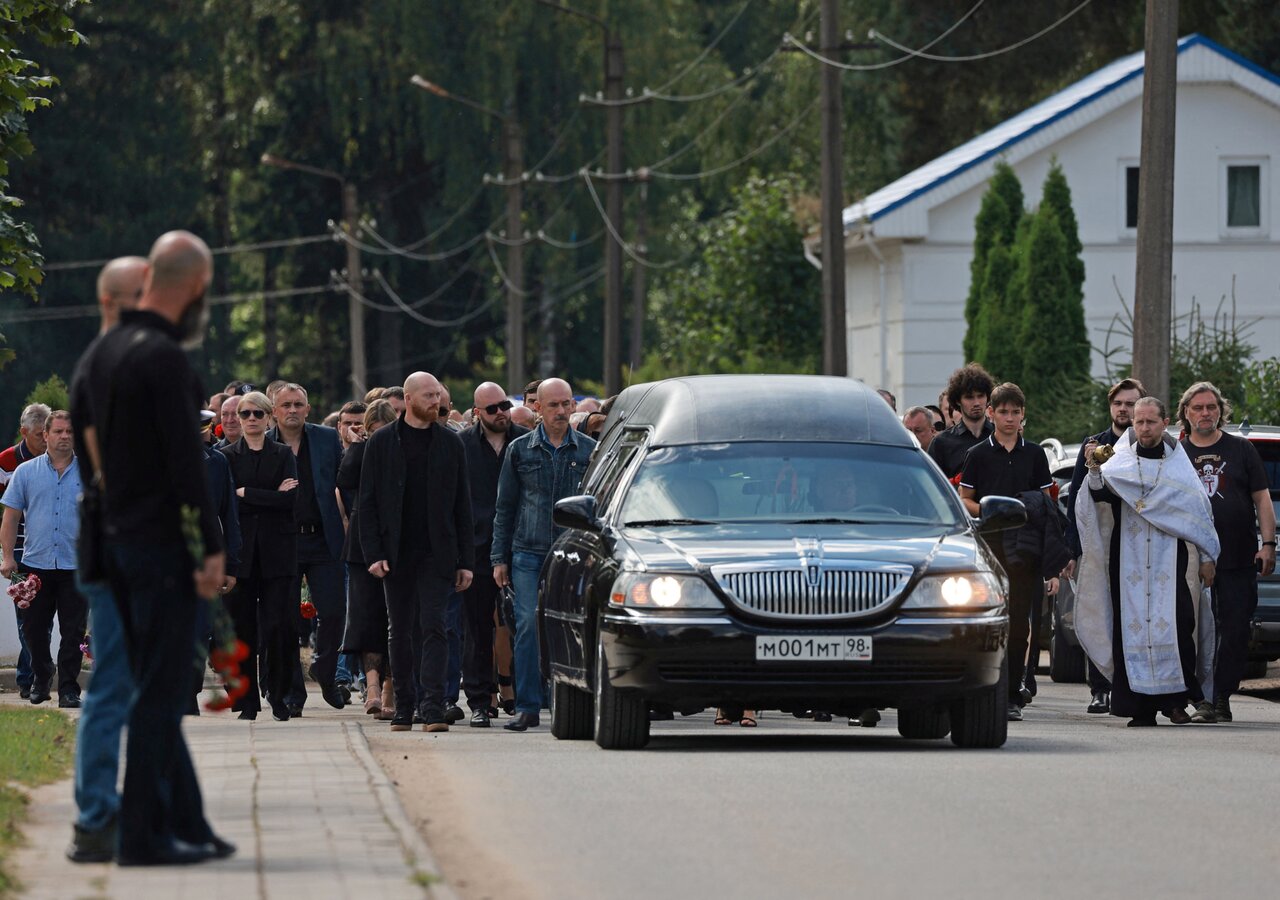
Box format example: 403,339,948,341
77,484,107,583
499,584,517,628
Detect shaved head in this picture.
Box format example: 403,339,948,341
403,371,443,427
95,255,147,331
149,230,212,289
473,381,506,407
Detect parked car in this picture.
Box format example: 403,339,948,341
537,375,1026,750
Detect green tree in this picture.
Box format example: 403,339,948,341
964,162,1022,362
23,372,67,410
974,243,1021,383
1242,357,1280,424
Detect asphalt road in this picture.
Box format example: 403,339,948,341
369,679,1280,900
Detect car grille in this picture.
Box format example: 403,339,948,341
657,660,968,685
713,566,912,621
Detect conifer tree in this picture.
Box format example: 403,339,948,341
963,162,1023,361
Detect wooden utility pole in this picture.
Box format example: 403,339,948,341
342,182,367,399
1131,0,1178,403
629,181,648,371
603,29,625,395
503,110,526,392
819,0,848,377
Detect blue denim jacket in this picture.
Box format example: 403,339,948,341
491,424,596,564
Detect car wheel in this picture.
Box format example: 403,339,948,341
1244,658,1269,680
949,654,1009,749
593,630,649,750
1049,601,1087,684
896,706,951,740
550,678,593,740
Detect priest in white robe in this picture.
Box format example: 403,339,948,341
1074,397,1220,726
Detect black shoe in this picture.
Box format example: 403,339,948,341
58,693,82,709
504,712,540,732
18,685,30,700
1086,691,1110,714
309,664,345,710
117,838,218,867
849,708,880,727
1214,697,1233,722
67,818,116,864
205,836,237,859
469,708,491,728
270,704,290,722
287,704,303,718
1007,703,1023,722
389,713,413,732
1127,715,1158,727
813,711,833,722
649,708,675,721
444,702,465,724
500,698,516,716
337,684,353,706
29,686,50,705
484,706,499,719
238,710,258,721
1018,685,1033,706
412,712,425,725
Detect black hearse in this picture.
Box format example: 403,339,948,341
539,375,1025,749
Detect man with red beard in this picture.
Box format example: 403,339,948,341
359,371,474,732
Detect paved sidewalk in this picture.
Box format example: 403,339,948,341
7,689,453,899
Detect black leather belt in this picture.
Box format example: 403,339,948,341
298,524,320,535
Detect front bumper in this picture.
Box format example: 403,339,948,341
600,609,1008,715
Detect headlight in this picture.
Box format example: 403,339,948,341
608,573,725,610
901,573,1003,610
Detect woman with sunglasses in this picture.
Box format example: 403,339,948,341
219,391,299,721
338,399,399,719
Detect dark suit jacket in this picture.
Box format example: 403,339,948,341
219,439,298,578
337,441,368,565
358,417,474,578
204,446,242,574
268,422,344,561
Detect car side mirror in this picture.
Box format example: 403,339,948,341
976,495,1027,534
554,494,601,533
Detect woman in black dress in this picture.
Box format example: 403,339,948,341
219,390,298,721
339,399,398,717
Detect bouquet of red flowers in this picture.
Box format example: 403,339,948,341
300,578,317,619
6,572,41,609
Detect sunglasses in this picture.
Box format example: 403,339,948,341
238,408,268,420
933,421,945,432
482,400,514,415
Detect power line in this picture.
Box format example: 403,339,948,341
42,233,334,273
346,271,504,328
782,0,984,71
338,217,500,261
648,0,755,93
359,182,488,253
581,172,691,270
646,98,818,181
645,87,753,171
870,0,1092,63
0,284,335,324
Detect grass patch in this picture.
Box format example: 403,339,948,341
0,707,77,897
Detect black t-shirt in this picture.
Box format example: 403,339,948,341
294,431,323,528
928,418,995,479
398,419,433,557
1181,432,1269,569
959,435,1053,502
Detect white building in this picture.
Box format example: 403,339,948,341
832,34,1280,408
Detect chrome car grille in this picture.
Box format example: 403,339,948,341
712,565,913,621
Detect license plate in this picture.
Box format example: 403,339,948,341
755,635,873,662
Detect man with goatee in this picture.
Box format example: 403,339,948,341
359,372,473,733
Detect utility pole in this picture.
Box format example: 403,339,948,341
538,279,556,378
342,182,367,398
819,0,848,377
603,28,625,395
630,181,648,371
503,106,526,391
1131,0,1178,403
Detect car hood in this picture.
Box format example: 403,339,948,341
617,524,985,575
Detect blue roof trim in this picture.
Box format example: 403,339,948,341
852,33,1279,228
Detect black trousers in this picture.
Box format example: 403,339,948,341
1213,565,1260,700
286,534,346,707
462,543,498,711
1087,660,1111,693
20,567,87,697
383,554,451,720
106,540,216,858
227,572,295,715
1003,561,1040,706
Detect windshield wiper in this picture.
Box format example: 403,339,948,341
788,517,875,525
624,518,717,527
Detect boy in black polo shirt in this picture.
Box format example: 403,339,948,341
959,383,1054,723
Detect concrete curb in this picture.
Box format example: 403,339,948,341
343,720,459,900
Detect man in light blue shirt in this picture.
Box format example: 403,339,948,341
0,409,88,707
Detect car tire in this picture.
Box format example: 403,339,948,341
1244,658,1269,680
1049,601,1087,684
896,706,951,740
550,678,593,740
949,654,1009,749
593,631,650,750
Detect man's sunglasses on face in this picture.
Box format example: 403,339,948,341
482,400,514,415
238,409,268,420
933,420,945,432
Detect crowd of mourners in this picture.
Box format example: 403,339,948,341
0,234,1274,868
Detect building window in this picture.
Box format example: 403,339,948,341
1227,165,1261,227
1125,166,1140,229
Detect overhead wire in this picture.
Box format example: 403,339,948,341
644,98,819,180
359,182,488,254
42,234,334,273
648,0,755,93
338,216,501,261
581,172,692,270
869,0,1091,62
782,0,984,72
0,284,335,324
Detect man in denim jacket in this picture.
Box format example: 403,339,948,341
491,378,596,731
